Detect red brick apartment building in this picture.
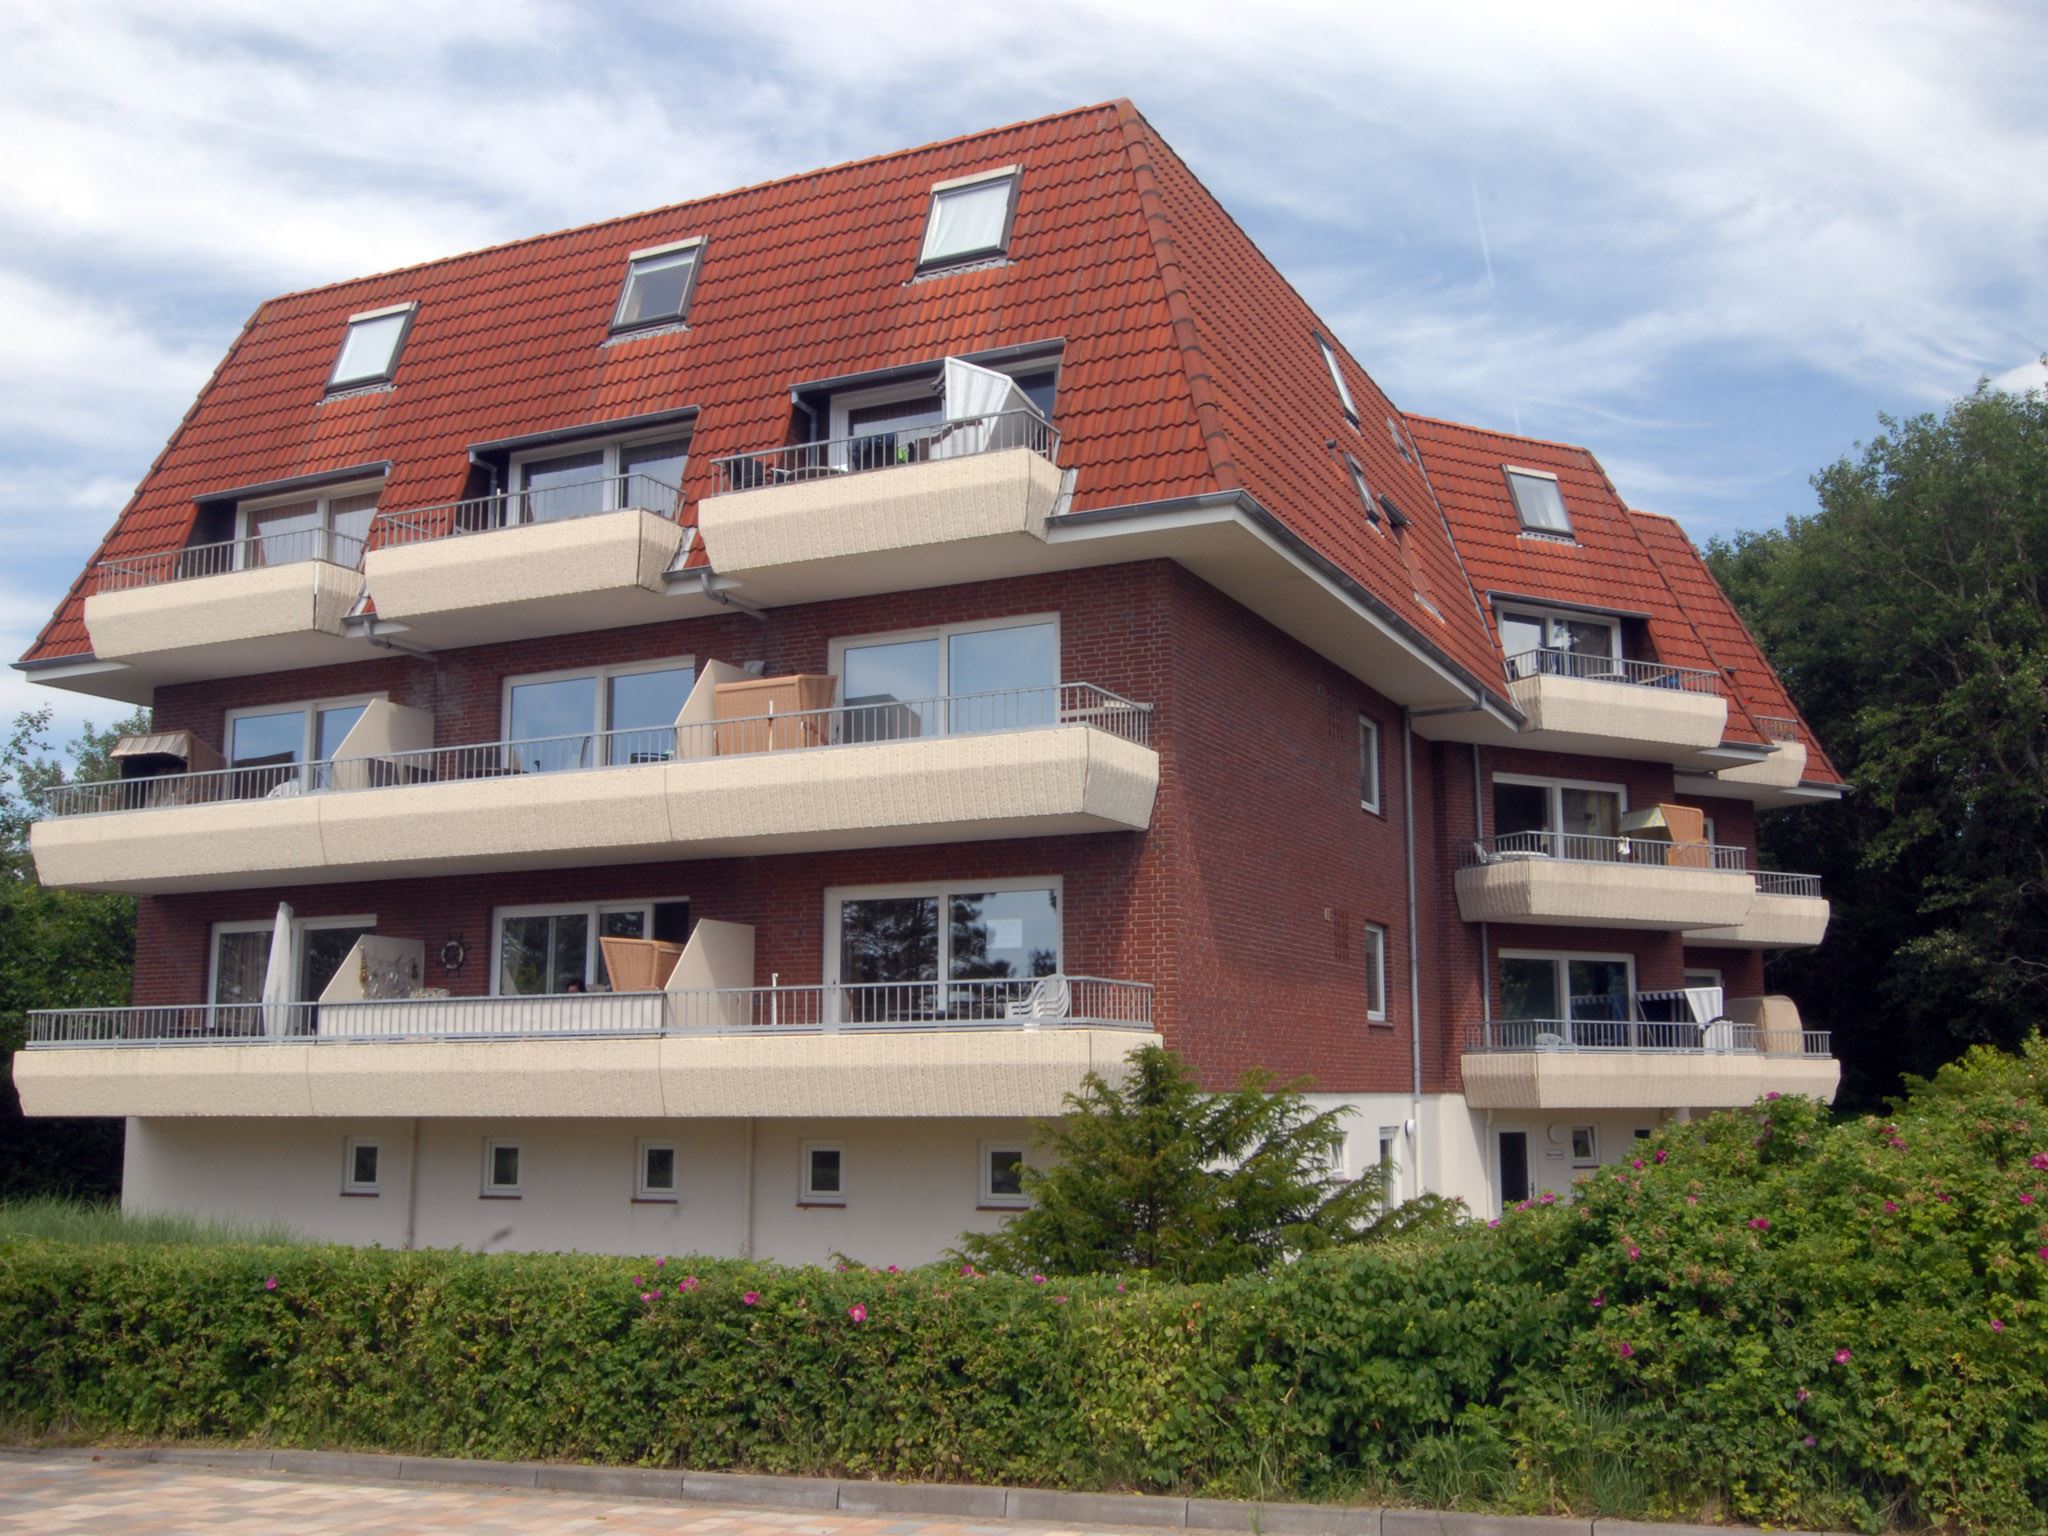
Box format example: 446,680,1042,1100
11,101,1840,1258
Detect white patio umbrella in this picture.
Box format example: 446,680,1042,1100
260,901,295,1038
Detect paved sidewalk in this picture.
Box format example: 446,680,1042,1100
0,1455,1142,1536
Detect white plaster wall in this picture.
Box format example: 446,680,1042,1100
120,1114,1040,1264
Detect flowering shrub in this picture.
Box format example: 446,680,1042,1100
0,1038,2041,1531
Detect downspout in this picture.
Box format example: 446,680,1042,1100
1401,708,1423,1199
739,1118,756,1259
1474,742,1490,1047
403,1116,422,1251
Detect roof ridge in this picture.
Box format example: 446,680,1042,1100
258,100,1134,310
1114,104,1240,491
1406,412,1595,456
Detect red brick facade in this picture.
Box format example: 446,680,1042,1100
132,561,1774,1097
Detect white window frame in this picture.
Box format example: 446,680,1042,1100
609,236,705,333
507,425,693,516
489,897,689,996
342,1136,381,1195
635,1138,679,1202
208,912,377,1009
233,478,385,568
499,656,696,764
326,301,416,391
1502,465,1574,536
1492,773,1630,836
482,1137,523,1198
1683,967,1724,992
1358,715,1382,812
827,613,1060,702
917,165,1021,270
1497,947,1639,1023
1697,815,1718,847
1363,922,1389,1022
1569,1125,1598,1165
979,1140,1029,1209
822,874,1065,988
1316,333,1360,424
224,693,386,771
800,1141,846,1205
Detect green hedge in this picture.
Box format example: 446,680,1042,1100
3,1040,2045,1533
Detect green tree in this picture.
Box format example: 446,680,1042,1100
955,1044,1453,1281
0,705,147,1197
1707,379,2047,1106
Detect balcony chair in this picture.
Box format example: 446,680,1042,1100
1004,974,1071,1027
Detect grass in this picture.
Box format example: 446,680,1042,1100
0,1196,305,1247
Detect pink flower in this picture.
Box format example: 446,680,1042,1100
847,1303,868,1324
1834,1348,1852,1365
1052,1296,1069,1304
1538,1191,1557,1205
655,1257,666,1268
2020,1194,2035,1205
1767,1091,1781,1101
1883,1200,1898,1213
263,1276,277,1292
1486,1219,1501,1229
1031,1274,1047,1286
1590,1293,1606,1309
638,1292,652,1302
1616,1342,1635,1359
1653,1149,1668,1164
630,1276,643,1287
1748,1217,1770,1231
1991,1318,2006,1333
885,1265,900,1274
2029,1153,2048,1170
1115,1283,1127,1293
2038,1247,2048,1263
1626,1244,1641,1261
1630,1159,1645,1170
742,1291,760,1307
1802,1435,1816,1448
1796,1387,1809,1403
1685,1194,1699,1205
680,1276,700,1292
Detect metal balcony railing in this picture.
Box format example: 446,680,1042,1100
370,473,682,549
1462,831,1750,872
1504,649,1722,695
22,976,1154,1048
1463,1018,1832,1057
95,528,369,592
1754,871,1824,898
35,683,1152,819
711,409,1058,494
1757,715,1803,742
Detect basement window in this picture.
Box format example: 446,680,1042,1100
981,1143,1028,1208
483,1138,523,1198
1317,333,1360,425
611,239,704,332
637,1140,679,1202
343,1137,381,1195
919,168,1019,269
802,1142,846,1205
327,303,415,391
1504,467,1573,536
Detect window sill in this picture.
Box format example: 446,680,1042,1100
339,1190,380,1199
480,1192,522,1201
631,1196,679,1205
976,1204,1028,1213
796,1200,846,1209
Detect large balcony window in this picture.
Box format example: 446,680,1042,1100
494,899,691,995
831,879,1061,1024
502,658,695,773
833,617,1057,739
226,695,378,794
1494,774,1622,854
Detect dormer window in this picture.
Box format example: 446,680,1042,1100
1316,333,1359,425
1504,467,1573,536
919,167,1018,269
326,303,415,391
611,238,703,332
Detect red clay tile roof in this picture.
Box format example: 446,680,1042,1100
1405,414,1767,744
1622,507,1842,784
20,95,1823,779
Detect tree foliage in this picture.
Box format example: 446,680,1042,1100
0,706,147,1197
954,1045,1452,1281
1708,380,2048,1105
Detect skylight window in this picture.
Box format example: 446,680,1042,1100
1316,333,1359,424
327,303,415,391
1344,455,1381,528
611,238,703,332
919,167,1019,268
1504,467,1574,536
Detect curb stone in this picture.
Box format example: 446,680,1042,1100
0,1444,1859,1534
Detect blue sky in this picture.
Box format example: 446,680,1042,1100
2,0,2042,743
